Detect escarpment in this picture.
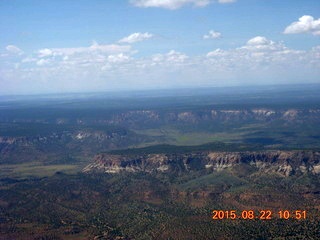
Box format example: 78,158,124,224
83,150,320,177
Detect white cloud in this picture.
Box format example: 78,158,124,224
206,48,227,57
247,36,270,45
284,15,320,35
38,42,131,57
6,45,23,55
88,41,131,53
206,36,308,71
241,36,284,51
152,50,188,64
2,36,319,94
107,53,131,63
22,57,37,63
130,0,211,9
36,58,50,66
38,48,53,58
119,32,153,43
166,50,189,62
203,30,222,39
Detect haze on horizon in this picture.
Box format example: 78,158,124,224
0,0,319,95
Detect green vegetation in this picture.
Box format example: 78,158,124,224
0,172,319,239
1,86,320,239
0,162,82,178
178,171,248,191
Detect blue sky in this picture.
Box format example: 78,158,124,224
0,0,319,95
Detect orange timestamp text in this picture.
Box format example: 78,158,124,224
212,210,307,220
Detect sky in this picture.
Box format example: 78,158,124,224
0,0,319,95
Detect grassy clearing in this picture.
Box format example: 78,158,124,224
134,126,250,146
0,162,83,178
135,122,320,149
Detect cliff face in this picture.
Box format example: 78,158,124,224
73,108,320,126
83,151,320,177
2,108,320,126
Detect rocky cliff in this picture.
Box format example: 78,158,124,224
2,108,320,126
72,108,319,126
83,151,320,177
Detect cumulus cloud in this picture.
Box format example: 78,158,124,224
130,0,211,9
2,36,319,94
152,50,188,64
37,42,131,59
119,32,153,43
107,53,131,63
166,50,188,62
6,45,23,55
202,38,319,87
206,36,307,71
38,48,53,58
206,48,227,57
203,30,222,39
26,42,134,75
36,58,50,66
247,36,270,45
241,36,284,51
88,41,132,53
284,15,320,35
